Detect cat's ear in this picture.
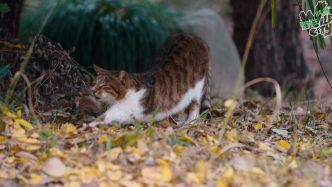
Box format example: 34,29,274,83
116,71,130,88
93,64,107,74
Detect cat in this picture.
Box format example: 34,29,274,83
88,33,211,128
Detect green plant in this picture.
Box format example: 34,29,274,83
0,65,10,80
39,128,59,147
20,0,182,73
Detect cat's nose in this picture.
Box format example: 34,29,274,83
92,88,96,94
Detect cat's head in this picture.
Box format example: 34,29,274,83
91,64,130,105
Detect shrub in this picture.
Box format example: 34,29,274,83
20,0,181,73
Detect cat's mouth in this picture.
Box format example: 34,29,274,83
93,93,101,100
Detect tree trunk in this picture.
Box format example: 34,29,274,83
231,0,308,96
0,0,25,40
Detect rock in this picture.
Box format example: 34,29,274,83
78,96,102,113
42,157,66,177
178,9,243,98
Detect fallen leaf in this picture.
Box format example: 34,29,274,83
65,123,77,135
226,129,238,142
254,124,263,130
275,140,290,149
15,151,38,161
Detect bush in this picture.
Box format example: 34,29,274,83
20,0,181,73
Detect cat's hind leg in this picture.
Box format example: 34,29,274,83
184,100,200,125
177,107,189,126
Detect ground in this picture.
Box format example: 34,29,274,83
1,96,332,187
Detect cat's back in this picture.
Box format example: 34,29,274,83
148,33,210,73
140,33,211,114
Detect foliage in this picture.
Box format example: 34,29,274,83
0,3,11,32
20,0,182,73
0,65,10,80
0,3,10,12
39,128,59,146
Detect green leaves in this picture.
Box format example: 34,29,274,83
305,0,315,14
0,65,10,80
271,0,277,29
0,3,10,12
39,128,59,147
20,0,181,73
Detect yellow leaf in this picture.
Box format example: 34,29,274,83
50,147,64,158
99,124,105,131
107,170,123,181
29,174,44,185
0,136,4,143
142,159,172,182
226,129,237,142
65,123,77,135
195,160,206,174
254,124,263,130
87,75,91,83
17,110,21,117
258,142,274,152
251,167,266,175
173,144,186,156
6,111,33,129
98,134,107,144
218,179,228,187
224,167,235,180
324,149,332,155
179,135,194,144
186,172,200,184
5,42,26,49
160,166,172,182
12,127,25,136
224,99,237,110
106,126,116,133
7,157,15,163
156,159,169,167
276,140,290,149
109,147,122,160
288,159,297,168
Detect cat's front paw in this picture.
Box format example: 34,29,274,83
88,122,100,127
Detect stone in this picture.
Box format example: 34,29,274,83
178,9,243,98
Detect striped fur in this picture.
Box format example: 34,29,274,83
89,33,211,127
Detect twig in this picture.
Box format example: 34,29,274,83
8,73,46,110
294,0,332,91
7,72,42,127
241,77,282,113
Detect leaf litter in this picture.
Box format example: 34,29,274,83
1,97,332,187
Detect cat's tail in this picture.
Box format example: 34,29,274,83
200,67,211,120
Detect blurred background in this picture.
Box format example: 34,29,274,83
1,0,332,105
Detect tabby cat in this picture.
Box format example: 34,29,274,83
88,33,211,128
